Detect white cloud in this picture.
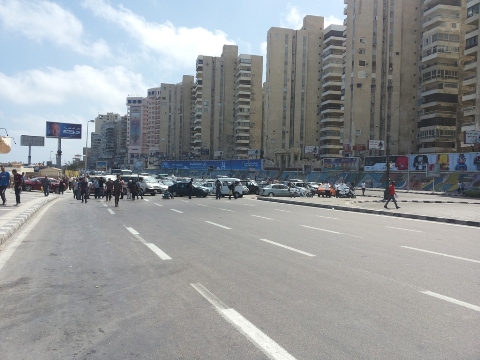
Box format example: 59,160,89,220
281,5,303,29
0,0,110,59
81,0,236,70
0,65,149,112
324,15,343,28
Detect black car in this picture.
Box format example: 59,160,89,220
167,182,208,197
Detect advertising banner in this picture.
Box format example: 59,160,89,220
46,122,82,139
364,155,409,171
160,159,263,171
322,157,359,171
368,140,385,150
21,135,45,146
304,146,319,154
248,149,260,157
96,161,107,171
465,131,480,144
129,106,141,146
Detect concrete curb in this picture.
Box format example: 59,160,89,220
256,197,480,228
351,199,478,205
0,196,59,245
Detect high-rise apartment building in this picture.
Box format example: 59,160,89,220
462,0,480,150
126,95,145,167
418,0,464,153
263,16,325,168
320,24,346,157
192,45,262,160
342,0,418,158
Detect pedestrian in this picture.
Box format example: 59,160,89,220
130,179,137,201
93,178,100,199
79,177,88,203
42,176,50,196
136,179,143,199
457,180,461,194
113,175,123,207
73,178,79,199
12,169,23,206
98,177,105,198
384,180,400,209
59,177,65,194
188,178,193,199
215,179,222,199
228,181,236,200
0,165,11,205
126,180,131,199
325,182,331,198
460,181,465,194
21,172,26,191
361,181,366,196
105,178,113,202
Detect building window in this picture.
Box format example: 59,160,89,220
359,48,366,54
359,60,366,66
359,37,366,43
466,35,478,50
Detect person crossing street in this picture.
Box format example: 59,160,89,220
384,180,400,209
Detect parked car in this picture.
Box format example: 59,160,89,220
240,180,260,195
260,184,291,197
317,183,336,197
217,178,249,198
140,175,162,195
24,177,61,193
197,181,216,195
167,182,208,197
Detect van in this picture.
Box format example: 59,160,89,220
218,178,248,198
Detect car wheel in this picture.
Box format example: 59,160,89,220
25,185,32,191
151,193,156,196
268,192,274,197
256,190,260,195
55,188,60,194
172,191,178,197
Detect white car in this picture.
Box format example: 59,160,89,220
139,176,162,195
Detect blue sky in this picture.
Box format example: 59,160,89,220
0,0,344,165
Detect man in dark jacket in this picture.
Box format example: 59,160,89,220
79,177,88,203
113,175,123,207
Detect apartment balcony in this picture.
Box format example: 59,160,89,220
322,61,343,71
193,125,202,131
234,124,250,131
321,116,343,125
194,118,202,126
322,44,345,55
344,5,347,15
322,52,343,63
464,58,478,71
419,109,457,119
322,79,342,88
236,82,251,91
462,90,477,102
421,84,459,96
321,70,343,81
235,139,250,145
422,14,460,30
423,3,461,18
463,74,477,86
321,89,342,98
343,18,347,26
422,51,459,63
237,69,251,77
319,143,342,150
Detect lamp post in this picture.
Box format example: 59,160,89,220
85,120,95,174
384,131,390,200
50,151,53,162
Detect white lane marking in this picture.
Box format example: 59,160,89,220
124,226,172,260
145,243,172,260
316,215,339,220
171,209,183,213
219,208,234,212
259,239,316,257
0,199,57,272
191,283,296,360
252,215,274,220
243,204,255,206
205,221,231,230
300,225,363,238
107,209,115,215
275,209,291,213
421,291,480,312
0,208,11,211
154,203,163,207
197,204,207,207
386,226,422,233
181,200,189,202
102,203,107,207
143,199,149,202
402,246,480,263
126,227,139,235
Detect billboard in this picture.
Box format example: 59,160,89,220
21,135,45,146
96,161,107,171
304,146,319,154
129,106,141,146
465,131,480,144
322,157,359,171
46,122,82,139
368,140,385,150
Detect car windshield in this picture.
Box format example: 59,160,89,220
161,180,174,186
143,176,157,183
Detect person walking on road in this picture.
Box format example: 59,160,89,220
136,179,143,199
79,177,88,203
215,179,222,199
0,165,11,205
188,178,193,199
105,178,113,202
42,176,50,196
12,169,22,206
113,175,123,207
93,178,100,199
384,180,400,209
361,181,366,196
73,178,79,199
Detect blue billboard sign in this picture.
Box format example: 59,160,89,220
46,122,82,139
160,159,263,171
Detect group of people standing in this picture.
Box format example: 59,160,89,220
0,166,26,206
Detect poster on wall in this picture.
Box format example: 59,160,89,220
322,158,359,171
129,107,141,146
364,155,409,171
465,131,480,144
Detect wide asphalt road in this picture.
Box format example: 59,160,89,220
0,194,478,359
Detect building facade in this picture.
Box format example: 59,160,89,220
263,16,326,168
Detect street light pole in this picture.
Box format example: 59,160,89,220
85,120,95,174
384,131,390,200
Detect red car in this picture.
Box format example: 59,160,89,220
24,177,61,193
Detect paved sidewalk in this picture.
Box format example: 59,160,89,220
0,189,59,245
256,190,480,227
